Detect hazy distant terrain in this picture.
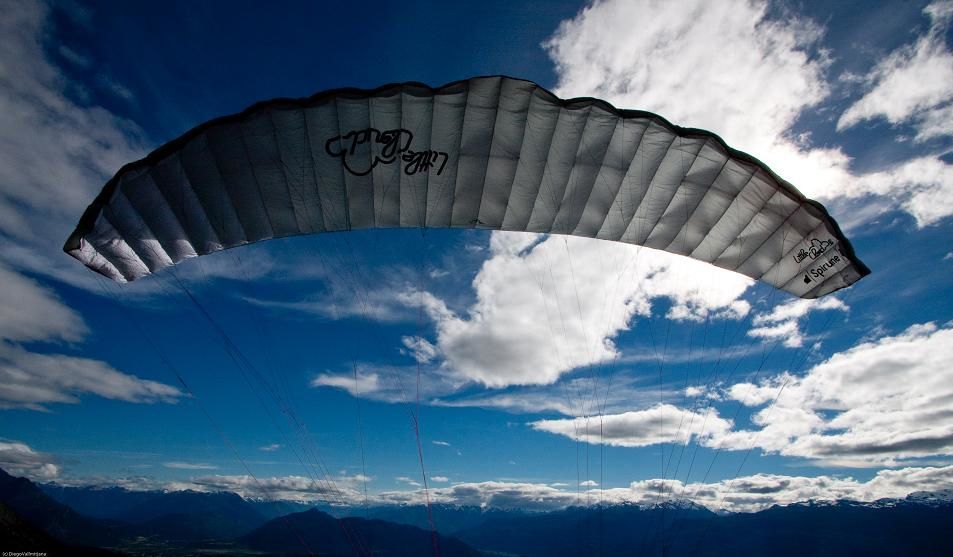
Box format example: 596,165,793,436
2,467,951,556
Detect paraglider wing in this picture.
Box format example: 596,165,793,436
64,76,869,298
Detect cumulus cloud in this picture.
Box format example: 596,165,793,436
0,440,59,480
431,476,450,483
546,0,828,157
545,0,953,227
188,473,363,504
838,1,953,142
719,322,953,466
531,404,733,448
532,323,953,467
415,233,752,388
748,297,848,348
0,342,183,411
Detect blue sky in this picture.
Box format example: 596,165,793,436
1,0,953,512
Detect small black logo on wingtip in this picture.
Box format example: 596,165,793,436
794,238,835,264
803,274,812,284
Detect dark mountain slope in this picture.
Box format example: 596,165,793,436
351,503,525,535
42,483,270,541
40,484,157,521
242,507,482,557
0,499,124,556
0,467,121,547
456,500,953,557
697,501,953,557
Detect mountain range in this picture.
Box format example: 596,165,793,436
3,467,952,556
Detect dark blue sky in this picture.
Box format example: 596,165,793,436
1,0,952,511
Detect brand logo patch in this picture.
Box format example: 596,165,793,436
325,128,449,177
793,238,834,264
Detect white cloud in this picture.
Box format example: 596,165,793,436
579,480,598,487
400,336,439,364
0,257,180,415
259,444,282,452
246,284,416,323
163,461,218,470
0,342,183,411
0,264,87,343
311,370,382,397
546,0,828,157
0,0,187,414
374,465,953,512
0,0,145,289
189,473,363,504
24,462,953,513
432,440,451,447
719,322,953,466
748,297,848,348
545,0,953,227
838,1,953,142
416,233,751,388
309,360,470,405
852,156,953,227
0,440,59,480
431,476,450,483
532,323,953,467
531,404,733,448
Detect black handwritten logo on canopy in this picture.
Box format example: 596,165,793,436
325,128,449,177
793,237,834,264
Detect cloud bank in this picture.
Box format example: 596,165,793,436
545,0,953,227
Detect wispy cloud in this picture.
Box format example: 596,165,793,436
0,0,145,290
838,1,953,142
395,476,422,487
0,0,184,413
309,362,468,404
0,343,182,411
0,263,87,344
748,297,848,348
311,371,382,397
163,461,218,470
